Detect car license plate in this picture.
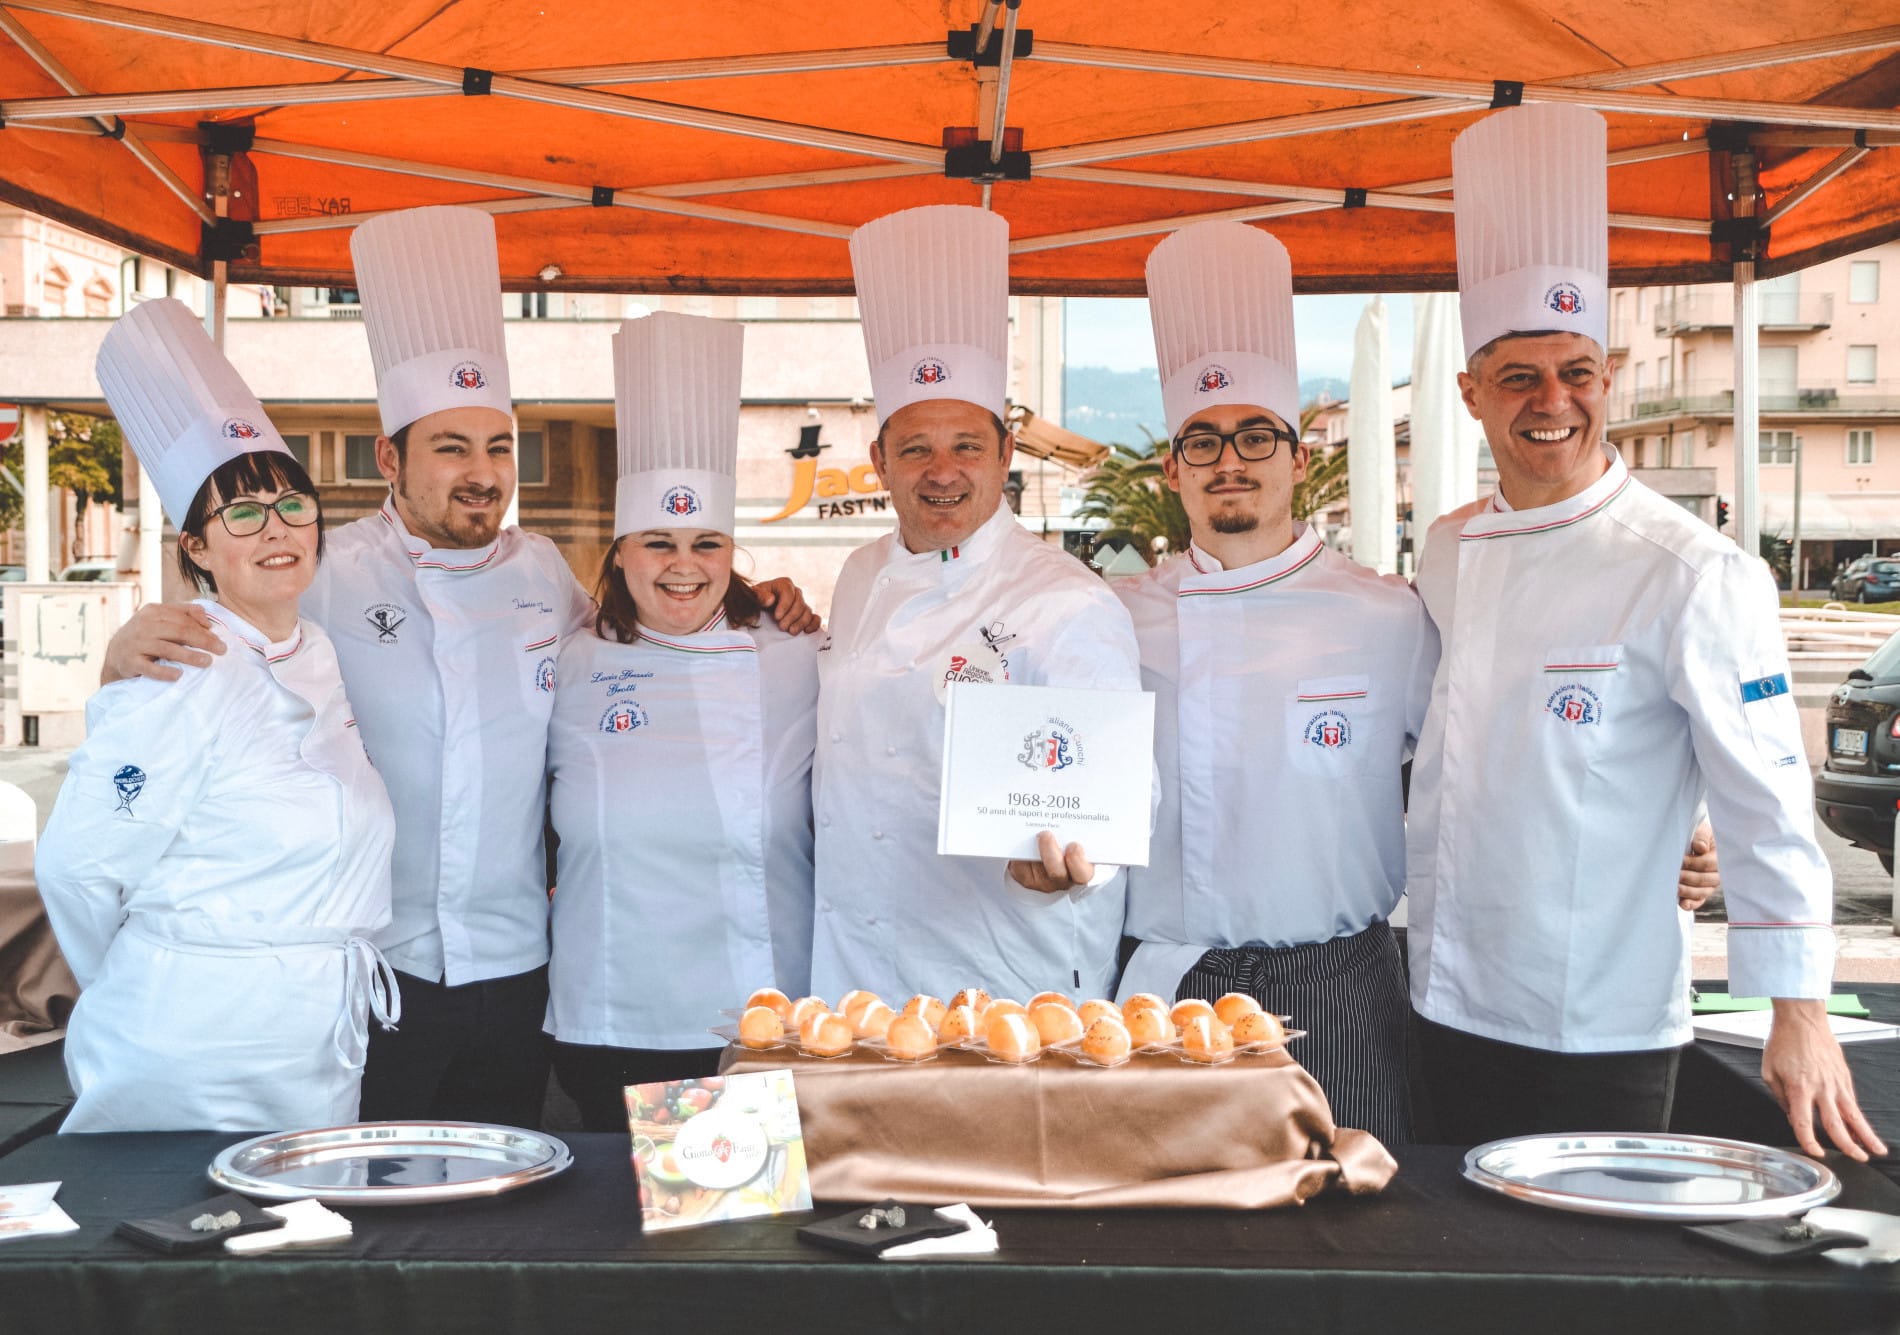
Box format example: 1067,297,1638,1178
1835,728,1869,757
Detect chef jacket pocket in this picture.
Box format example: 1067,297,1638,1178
1539,645,1623,739
1285,675,1375,778
1739,670,1805,773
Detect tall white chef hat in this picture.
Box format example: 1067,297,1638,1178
1453,103,1609,361
849,204,1009,424
612,311,743,536
1146,220,1300,438
95,297,293,526
351,205,514,435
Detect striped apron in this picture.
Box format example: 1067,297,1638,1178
1175,919,1411,1143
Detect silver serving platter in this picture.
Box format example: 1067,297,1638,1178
208,1121,574,1206
1463,1132,1840,1222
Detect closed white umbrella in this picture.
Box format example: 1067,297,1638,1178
1409,290,1481,567
1347,296,1396,574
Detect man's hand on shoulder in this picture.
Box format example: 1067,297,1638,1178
754,576,822,636
101,603,224,685
1678,820,1718,912
1008,831,1095,895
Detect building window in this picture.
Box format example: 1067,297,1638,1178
1849,429,1876,466
42,266,69,315
1630,437,1646,468
1656,436,1672,469
281,434,312,474
517,292,549,319
1848,345,1878,384
516,430,546,486
344,434,383,482
1759,429,1796,466
83,278,113,318
1850,261,1880,304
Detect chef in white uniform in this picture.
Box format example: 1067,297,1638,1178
1113,221,1434,1143
811,204,1143,1004
40,297,397,1132
1407,103,1882,1159
100,208,818,1126
545,312,818,1128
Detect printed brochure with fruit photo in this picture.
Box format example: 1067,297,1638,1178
627,1069,812,1230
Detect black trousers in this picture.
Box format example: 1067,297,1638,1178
1414,1013,1683,1145
358,964,552,1128
551,1042,724,1133
1176,920,1413,1144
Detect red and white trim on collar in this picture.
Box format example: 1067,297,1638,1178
636,609,755,656
1178,529,1323,598
203,606,304,663
1461,475,1631,541
379,499,500,572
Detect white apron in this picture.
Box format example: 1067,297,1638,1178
38,603,397,1132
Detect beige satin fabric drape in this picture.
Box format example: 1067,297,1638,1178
725,1044,1395,1209
0,846,78,1052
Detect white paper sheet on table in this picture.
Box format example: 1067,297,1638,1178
0,1180,61,1218
938,682,1155,865
878,1203,997,1260
225,1198,353,1253
1807,1207,1900,1266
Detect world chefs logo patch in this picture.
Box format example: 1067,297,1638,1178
112,764,146,814
449,361,488,391
599,701,648,735
1301,710,1353,750
1546,683,1604,726
1017,718,1084,773
1194,364,1232,394
534,656,556,693
911,357,950,386
1544,282,1586,317
220,417,264,441
661,485,701,518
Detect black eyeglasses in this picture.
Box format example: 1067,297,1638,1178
207,492,320,537
1171,425,1297,467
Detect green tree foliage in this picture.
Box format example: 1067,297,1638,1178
0,411,124,532
1075,405,1344,565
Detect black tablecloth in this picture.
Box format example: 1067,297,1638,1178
1677,982,1900,1185
0,1041,69,1158
0,1132,1897,1335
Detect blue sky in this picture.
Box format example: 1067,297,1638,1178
1064,294,1417,384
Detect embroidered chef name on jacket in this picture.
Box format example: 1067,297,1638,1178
590,668,653,697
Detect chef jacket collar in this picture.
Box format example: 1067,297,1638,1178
1178,523,1323,597
882,499,1015,578
1461,444,1629,540
197,597,305,663
378,494,502,573
635,607,758,656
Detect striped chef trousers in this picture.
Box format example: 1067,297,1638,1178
1176,919,1411,1144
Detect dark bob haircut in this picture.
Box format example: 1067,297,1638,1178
176,450,325,595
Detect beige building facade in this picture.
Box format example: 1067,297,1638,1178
0,208,1087,613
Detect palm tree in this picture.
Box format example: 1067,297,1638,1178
1076,405,1341,564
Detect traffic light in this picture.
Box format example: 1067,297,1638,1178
1716,499,1730,529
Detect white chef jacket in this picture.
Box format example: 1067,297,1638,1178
302,498,593,985
811,501,1144,1003
1407,448,1835,1052
546,612,818,1049
37,602,397,1132
1113,526,1436,1004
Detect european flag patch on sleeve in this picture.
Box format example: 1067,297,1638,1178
1740,673,1791,704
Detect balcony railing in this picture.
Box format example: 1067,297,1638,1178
1608,378,1900,422
1652,291,1834,335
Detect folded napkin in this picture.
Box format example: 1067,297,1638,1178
878,1203,997,1260
1806,1207,1900,1266
225,1199,352,1254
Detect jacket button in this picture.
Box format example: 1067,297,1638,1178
830,731,842,743
871,830,884,840
820,815,831,828
886,746,897,756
